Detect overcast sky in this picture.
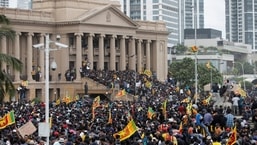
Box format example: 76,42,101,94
204,0,226,38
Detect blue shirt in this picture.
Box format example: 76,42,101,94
225,113,234,128
196,113,203,125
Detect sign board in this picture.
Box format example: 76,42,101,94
17,121,37,138
38,122,50,137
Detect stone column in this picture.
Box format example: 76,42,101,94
39,34,45,81
119,36,126,71
75,33,83,81
27,32,34,81
87,33,94,70
129,37,136,70
146,40,151,70
14,32,21,82
98,34,105,70
1,36,6,71
137,39,142,73
110,35,116,70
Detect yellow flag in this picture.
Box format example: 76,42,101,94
113,119,138,141
206,61,211,69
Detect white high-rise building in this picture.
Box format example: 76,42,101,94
120,0,204,64
120,0,204,47
17,0,31,9
0,0,9,7
225,0,257,52
0,0,31,9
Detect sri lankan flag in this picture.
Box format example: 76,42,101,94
162,100,167,120
226,126,237,145
186,102,192,116
206,61,211,69
0,111,15,130
202,93,212,105
143,69,152,77
92,96,100,108
179,122,183,134
113,119,138,141
92,96,100,121
107,109,112,124
147,107,155,120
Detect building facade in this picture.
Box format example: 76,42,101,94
0,0,9,7
119,0,204,66
17,0,31,9
184,0,204,29
184,28,222,39
0,0,168,101
181,38,252,74
225,0,257,51
0,0,31,9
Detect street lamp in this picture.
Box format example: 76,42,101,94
192,4,198,104
33,34,68,145
233,62,246,90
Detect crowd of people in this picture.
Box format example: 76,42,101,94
1,69,257,145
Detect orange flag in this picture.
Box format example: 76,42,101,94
116,89,126,97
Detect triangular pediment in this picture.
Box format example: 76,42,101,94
77,5,138,28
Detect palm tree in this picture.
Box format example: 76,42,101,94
0,15,22,103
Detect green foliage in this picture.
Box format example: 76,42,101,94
32,97,41,104
0,15,23,103
169,58,223,90
234,62,254,75
173,44,188,54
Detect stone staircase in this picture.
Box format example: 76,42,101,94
78,77,137,101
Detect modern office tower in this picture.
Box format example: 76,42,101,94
121,0,180,47
17,0,31,9
120,0,204,46
184,0,204,29
0,0,9,7
225,0,257,52
0,0,31,9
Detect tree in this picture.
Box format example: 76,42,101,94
0,15,22,102
173,44,188,54
234,62,254,75
169,58,223,90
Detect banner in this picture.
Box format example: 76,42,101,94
17,121,37,138
113,119,138,141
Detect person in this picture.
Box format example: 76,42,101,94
84,82,88,96
225,108,234,128
58,72,62,81
53,137,65,145
17,85,27,102
238,95,244,115
231,94,240,115
195,110,211,137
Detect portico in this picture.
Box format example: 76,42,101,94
0,0,168,101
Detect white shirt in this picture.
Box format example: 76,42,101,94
232,96,240,106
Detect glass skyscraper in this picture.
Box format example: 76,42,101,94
120,0,204,47
225,0,257,51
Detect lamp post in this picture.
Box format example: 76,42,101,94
33,34,68,145
233,62,246,90
193,3,198,103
